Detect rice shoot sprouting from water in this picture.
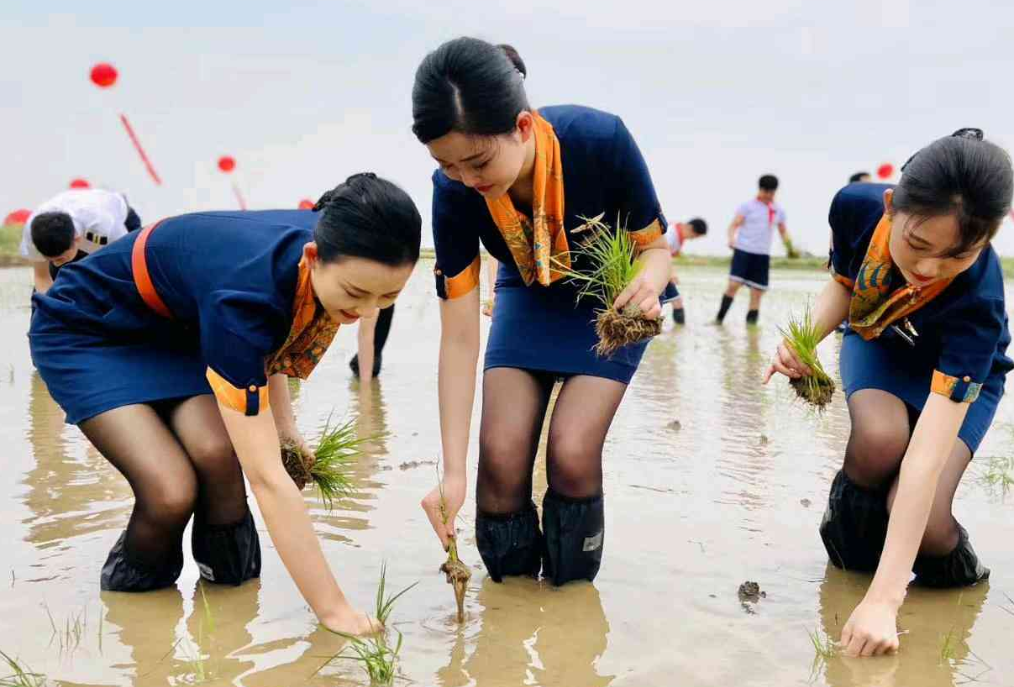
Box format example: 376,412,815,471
437,474,470,622
552,213,661,357
325,563,418,686
281,412,367,512
779,307,835,410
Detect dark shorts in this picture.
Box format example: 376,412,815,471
729,249,770,291
839,331,1005,453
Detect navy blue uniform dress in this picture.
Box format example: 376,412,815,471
830,183,1012,453
30,210,318,424
431,105,672,384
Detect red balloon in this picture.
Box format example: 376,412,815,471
877,163,894,180
217,156,236,173
69,178,91,189
90,63,118,88
298,199,314,210
4,209,31,226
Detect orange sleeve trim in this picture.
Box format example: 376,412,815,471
931,369,982,404
206,368,270,416
832,273,855,290
442,255,481,299
629,218,664,247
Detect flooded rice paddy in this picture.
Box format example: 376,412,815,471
0,262,1012,687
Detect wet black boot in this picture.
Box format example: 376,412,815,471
191,508,262,586
819,470,889,573
913,524,989,588
475,501,543,583
101,530,184,592
672,307,686,325
542,490,605,586
746,309,760,325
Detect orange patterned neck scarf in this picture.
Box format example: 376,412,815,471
267,258,340,378
484,112,569,287
849,214,952,341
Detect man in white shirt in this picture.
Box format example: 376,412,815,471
715,174,793,325
664,217,707,324
21,188,142,294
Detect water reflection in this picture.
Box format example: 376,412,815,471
816,565,989,687
439,578,613,687
22,371,129,553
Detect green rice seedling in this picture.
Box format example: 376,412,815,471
197,581,215,635
783,236,801,259
779,307,835,410
551,213,662,357
282,413,369,512
982,456,1014,496
806,626,836,682
328,563,418,685
437,476,470,623
0,651,46,687
939,627,958,665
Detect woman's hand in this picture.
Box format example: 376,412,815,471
840,599,902,657
613,272,663,320
321,605,383,636
763,339,812,384
421,471,466,551
279,428,315,471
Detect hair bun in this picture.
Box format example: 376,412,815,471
346,172,378,183
951,127,984,141
497,44,527,79
312,190,335,212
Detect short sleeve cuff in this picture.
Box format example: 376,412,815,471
629,218,664,248
931,369,982,404
207,367,270,416
435,255,481,300
832,272,854,290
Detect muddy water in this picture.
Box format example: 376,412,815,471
0,262,1012,687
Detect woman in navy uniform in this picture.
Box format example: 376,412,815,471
766,129,1012,657
412,38,675,586
29,173,421,635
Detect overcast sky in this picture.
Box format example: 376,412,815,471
3,0,1014,255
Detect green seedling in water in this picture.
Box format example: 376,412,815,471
939,626,959,664
981,456,1014,496
41,602,86,654
0,651,45,687
551,213,661,357
806,626,836,683
282,412,372,512
326,562,418,685
779,307,835,410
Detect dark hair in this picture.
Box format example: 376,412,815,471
497,44,526,78
687,218,708,235
849,171,871,184
412,37,530,144
312,173,421,266
893,128,1013,255
759,174,779,192
30,212,75,257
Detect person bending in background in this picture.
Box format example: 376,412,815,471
664,217,707,324
21,187,142,294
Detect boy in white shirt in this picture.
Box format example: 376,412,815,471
21,188,141,294
715,175,793,325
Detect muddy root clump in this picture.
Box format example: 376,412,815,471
440,536,471,623
790,375,836,411
281,441,313,490
594,306,662,358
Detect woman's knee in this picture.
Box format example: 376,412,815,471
844,418,909,487
546,431,602,497
186,432,237,473
139,473,198,525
